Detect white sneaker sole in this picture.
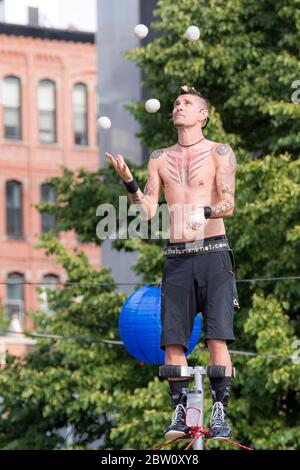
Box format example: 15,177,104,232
164,430,189,441
210,435,231,440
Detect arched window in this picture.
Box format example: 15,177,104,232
43,274,60,287
6,272,25,322
73,83,88,145
40,274,60,315
6,180,23,239
3,76,22,140
41,183,56,233
38,79,56,143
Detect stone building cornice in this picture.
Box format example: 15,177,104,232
0,21,95,44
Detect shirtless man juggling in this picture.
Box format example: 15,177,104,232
106,85,240,441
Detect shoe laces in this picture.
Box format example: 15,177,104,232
170,404,186,426
210,401,225,428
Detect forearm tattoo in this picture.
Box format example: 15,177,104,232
212,200,234,216
128,150,161,214
130,175,157,209
144,175,156,198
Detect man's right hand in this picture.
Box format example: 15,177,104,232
105,152,133,183
186,208,206,231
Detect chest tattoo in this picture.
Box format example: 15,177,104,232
166,149,211,185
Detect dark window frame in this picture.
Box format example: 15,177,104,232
3,75,22,140
6,272,25,322
6,180,23,239
40,273,60,315
73,82,88,146
41,183,56,233
38,79,57,144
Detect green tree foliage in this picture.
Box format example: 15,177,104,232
0,0,299,450
126,0,300,157
0,236,156,449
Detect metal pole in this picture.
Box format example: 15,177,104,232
159,364,207,451
192,367,205,450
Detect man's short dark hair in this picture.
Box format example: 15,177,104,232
179,85,210,128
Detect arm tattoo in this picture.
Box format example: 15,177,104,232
130,193,148,218
130,175,156,206
144,175,156,197
216,143,237,170
150,149,163,159
217,168,236,197
229,149,237,168
212,144,236,216
131,151,160,205
212,200,234,216
216,144,236,196
216,144,231,156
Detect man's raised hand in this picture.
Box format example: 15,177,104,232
105,152,133,183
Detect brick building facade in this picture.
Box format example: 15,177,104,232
0,22,100,338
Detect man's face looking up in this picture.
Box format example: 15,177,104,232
173,94,208,129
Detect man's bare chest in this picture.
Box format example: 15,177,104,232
159,148,216,190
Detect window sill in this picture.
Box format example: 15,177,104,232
72,145,98,152
6,236,26,242
36,143,65,152
1,139,25,146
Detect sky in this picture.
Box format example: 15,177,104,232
3,0,97,32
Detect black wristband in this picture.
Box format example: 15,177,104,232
123,178,139,194
204,206,212,218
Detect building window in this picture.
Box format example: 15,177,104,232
6,272,25,323
41,183,56,233
73,83,88,145
40,274,60,315
6,180,23,239
3,76,22,140
38,79,57,143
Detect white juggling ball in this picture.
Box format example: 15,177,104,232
97,116,111,130
185,25,201,42
134,24,149,40
188,212,205,228
145,98,161,113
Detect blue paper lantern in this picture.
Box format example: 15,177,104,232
119,284,202,365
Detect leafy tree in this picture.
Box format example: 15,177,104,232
126,0,300,157
0,237,155,449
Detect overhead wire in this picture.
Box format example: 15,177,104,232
1,330,298,363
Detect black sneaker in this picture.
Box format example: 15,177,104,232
210,401,232,440
164,403,190,441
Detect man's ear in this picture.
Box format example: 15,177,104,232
202,116,210,129
198,108,208,124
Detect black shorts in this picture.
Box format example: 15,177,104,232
160,235,240,352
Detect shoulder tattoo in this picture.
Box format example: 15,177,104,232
216,143,237,167
216,144,231,156
150,149,163,160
